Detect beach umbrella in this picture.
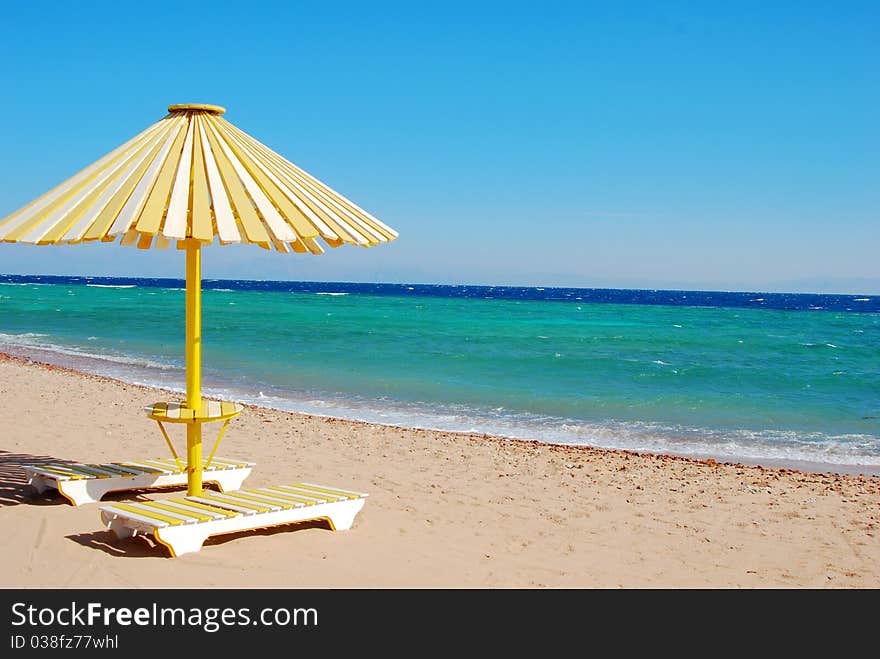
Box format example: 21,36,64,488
0,103,398,496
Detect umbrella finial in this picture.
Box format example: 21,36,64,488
168,103,226,115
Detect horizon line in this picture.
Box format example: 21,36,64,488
1,272,876,298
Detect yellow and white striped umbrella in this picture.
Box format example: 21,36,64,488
0,103,399,498
0,103,398,253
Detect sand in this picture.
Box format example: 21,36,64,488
0,353,877,588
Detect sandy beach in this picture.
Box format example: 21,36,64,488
0,353,877,588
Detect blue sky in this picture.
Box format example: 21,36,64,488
0,2,877,293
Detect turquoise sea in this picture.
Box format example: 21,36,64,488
1,275,878,474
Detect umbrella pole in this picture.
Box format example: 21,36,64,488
185,240,203,496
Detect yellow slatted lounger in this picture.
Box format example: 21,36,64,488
99,483,368,557
25,458,255,506
25,399,254,506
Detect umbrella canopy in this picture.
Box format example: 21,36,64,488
0,103,398,495
0,103,397,251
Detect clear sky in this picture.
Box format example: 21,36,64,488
0,2,877,293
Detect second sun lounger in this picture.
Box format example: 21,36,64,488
99,483,367,557
25,458,254,506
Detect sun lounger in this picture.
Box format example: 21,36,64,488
99,483,368,557
24,458,254,506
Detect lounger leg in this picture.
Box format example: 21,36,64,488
326,498,366,531
154,527,211,558
28,475,52,495
100,514,137,541
57,480,102,506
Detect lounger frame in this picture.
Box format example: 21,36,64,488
25,458,254,506
99,483,367,556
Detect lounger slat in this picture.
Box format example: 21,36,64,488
57,464,116,478
146,458,179,467
266,486,328,503
144,457,244,471
103,502,182,526
205,458,252,469
44,463,91,475
37,464,100,478
170,498,240,518
137,459,184,473
186,496,257,514
220,490,294,509
106,463,150,475
144,500,215,521
242,489,308,508
28,465,81,480
156,500,230,520
123,461,175,474
297,482,367,499
25,467,69,480
201,458,237,468
116,462,165,474
148,458,187,471
256,487,323,505
137,502,204,524
202,492,277,512
101,505,171,528
111,502,190,526
94,463,143,476
201,459,240,471
201,460,228,471
272,485,336,502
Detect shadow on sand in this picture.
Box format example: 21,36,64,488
0,450,78,507
66,518,333,558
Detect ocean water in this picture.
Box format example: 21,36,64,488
1,274,878,474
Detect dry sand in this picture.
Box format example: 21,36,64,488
0,354,877,588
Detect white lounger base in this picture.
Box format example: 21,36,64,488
25,459,253,506
98,483,367,557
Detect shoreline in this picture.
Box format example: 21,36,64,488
1,352,877,587
1,350,877,479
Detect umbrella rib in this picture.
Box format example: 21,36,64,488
17,130,167,245
0,117,172,239
301,237,325,254
235,151,371,245
218,117,398,241
189,114,214,242
153,112,195,239
194,115,240,244
215,121,364,245
135,118,191,236
82,124,180,242
216,119,368,238
62,129,171,243
107,116,186,238
201,118,298,244
218,118,388,244
205,115,322,241
198,119,271,246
